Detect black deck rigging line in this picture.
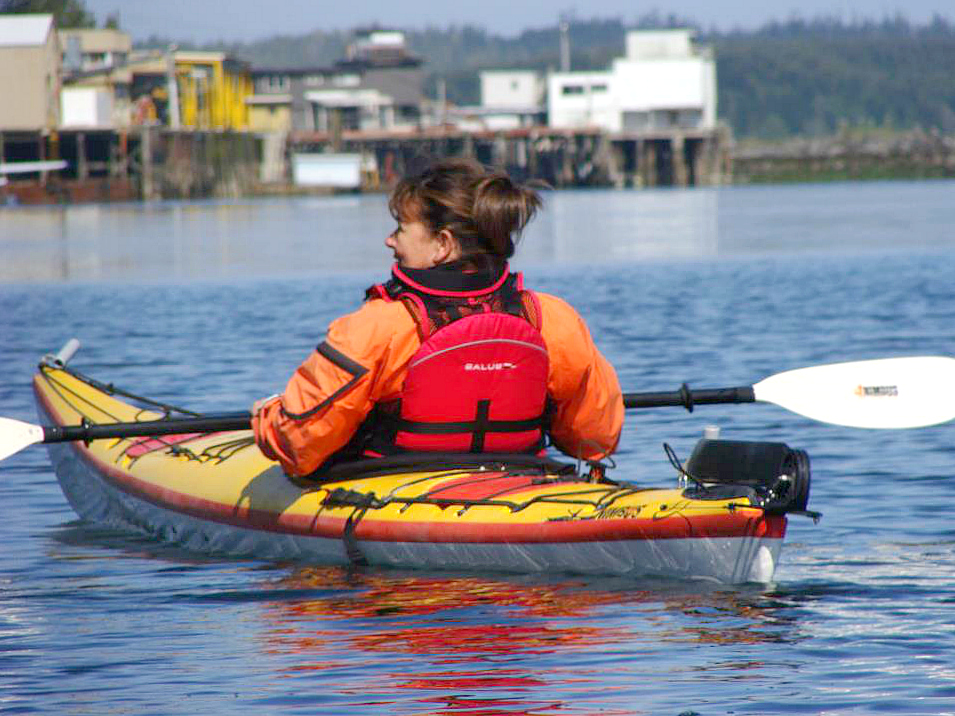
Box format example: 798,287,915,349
40,367,125,426
41,362,202,418
312,452,580,481
154,436,256,464
419,471,575,499
43,363,257,465
323,476,653,515
663,442,700,486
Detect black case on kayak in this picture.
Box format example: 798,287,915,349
683,439,811,515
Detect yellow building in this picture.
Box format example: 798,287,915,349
247,95,292,133
174,51,252,130
127,50,253,130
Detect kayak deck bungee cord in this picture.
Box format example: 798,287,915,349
31,346,816,584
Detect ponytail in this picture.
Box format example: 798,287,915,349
389,158,543,260
473,174,542,258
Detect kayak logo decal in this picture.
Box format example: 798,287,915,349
855,384,899,397
595,505,643,520
464,362,517,371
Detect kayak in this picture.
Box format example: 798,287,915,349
32,353,813,584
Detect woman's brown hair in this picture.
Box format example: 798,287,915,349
389,158,542,259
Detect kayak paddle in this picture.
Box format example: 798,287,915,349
625,356,955,429
0,413,253,463
3,356,953,463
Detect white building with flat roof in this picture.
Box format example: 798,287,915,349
458,70,547,130
481,70,545,110
548,29,716,133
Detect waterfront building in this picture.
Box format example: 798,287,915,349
445,70,546,131
248,68,304,132
126,50,253,130
59,27,130,73
250,30,426,136
481,71,545,111
58,28,133,129
0,14,60,132
175,52,253,130
548,29,717,132
333,30,425,131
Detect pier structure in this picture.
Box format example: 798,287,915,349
0,125,260,204
1,123,729,204
287,124,731,190
0,128,137,203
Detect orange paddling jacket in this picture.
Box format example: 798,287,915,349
252,263,623,477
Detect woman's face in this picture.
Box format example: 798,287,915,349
385,204,459,269
385,218,443,269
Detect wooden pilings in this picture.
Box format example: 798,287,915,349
2,124,735,204
132,126,261,200
289,126,732,191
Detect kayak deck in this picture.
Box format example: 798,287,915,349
33,360,790,583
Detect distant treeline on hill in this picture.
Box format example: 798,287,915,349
144,15,955,139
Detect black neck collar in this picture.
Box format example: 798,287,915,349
392,259,510,296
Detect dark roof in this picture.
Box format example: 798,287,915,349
250,66,335,77
334,56,422,71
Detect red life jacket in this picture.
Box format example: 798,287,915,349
364,262,549,455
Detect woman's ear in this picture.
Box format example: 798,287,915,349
433,228,461,264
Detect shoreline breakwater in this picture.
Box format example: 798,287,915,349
732,129,955,184
2,127,953,206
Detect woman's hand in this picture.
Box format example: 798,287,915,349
251,394,279,416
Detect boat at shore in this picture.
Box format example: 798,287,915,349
31,349,814,584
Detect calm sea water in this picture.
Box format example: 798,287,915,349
2,180,955,714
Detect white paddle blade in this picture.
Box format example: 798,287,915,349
753,356,955,429
0,417,46,462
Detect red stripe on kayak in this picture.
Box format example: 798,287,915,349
124,433,204,458
422,473,542,500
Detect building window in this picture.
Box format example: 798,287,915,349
591,84,608,92
562,85,584,95
268,75,289,90
623,111,649,131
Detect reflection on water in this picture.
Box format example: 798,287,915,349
249,567,800,713
0,196,393,282
3,180,955,283
523,188,719,264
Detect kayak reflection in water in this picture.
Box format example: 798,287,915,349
251,158,623,478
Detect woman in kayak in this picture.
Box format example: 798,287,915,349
252,158,623,477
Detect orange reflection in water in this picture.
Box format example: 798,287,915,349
269,567,656,620
254,567,791,715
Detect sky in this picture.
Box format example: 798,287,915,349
80,0,953,43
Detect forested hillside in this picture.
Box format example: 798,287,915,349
715,19,955,137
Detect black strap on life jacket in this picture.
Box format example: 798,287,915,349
386,398,546,452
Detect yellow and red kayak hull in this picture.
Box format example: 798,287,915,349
34,364,786,583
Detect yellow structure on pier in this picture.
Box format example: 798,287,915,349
127,49,253,130
173,51,253,130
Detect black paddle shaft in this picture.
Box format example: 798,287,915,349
42,414,253,444
39,385,756,444
623,385,756,412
